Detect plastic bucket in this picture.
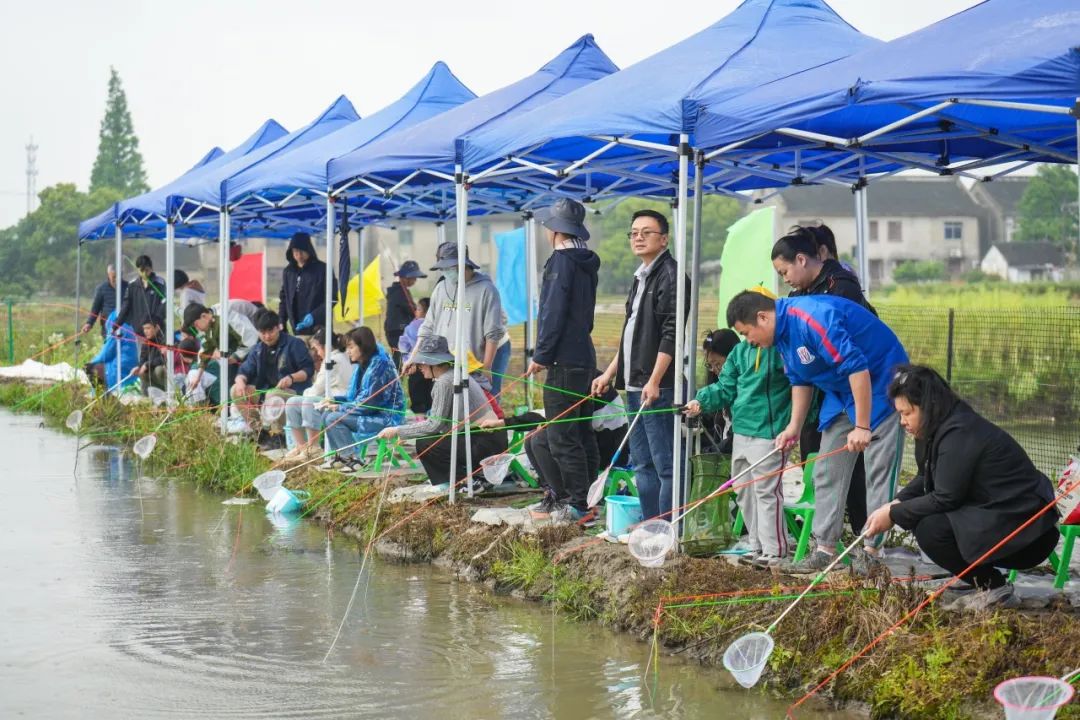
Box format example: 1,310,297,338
605,495,643,537
266,487,310,515
994,677,1074,720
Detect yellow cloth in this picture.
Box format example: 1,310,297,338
335,257,384,323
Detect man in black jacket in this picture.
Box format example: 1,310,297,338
81,264,127,337
115,255,166,338
278,232,337,336
593,209,689,522
526,198,601,523
384,260,427,368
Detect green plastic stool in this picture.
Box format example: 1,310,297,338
604,467,638,499
1006,524,1077,589
370,437,419,472
732,453,818,562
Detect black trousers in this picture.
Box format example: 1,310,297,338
542,365,599,511
415,429,507,486
801,424,867,532
914,513,1059,589
408,372,433,414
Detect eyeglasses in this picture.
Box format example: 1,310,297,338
627,230,665,240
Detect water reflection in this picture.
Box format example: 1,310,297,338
0,410,856,719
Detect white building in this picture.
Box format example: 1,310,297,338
981,242,1065,282
763,177,985,285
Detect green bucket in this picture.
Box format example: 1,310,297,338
682,453,737,556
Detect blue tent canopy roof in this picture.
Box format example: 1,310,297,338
694,0,1080,158
459,0,879,172
327,34,619,187
167,95,360,221
223,62,476,207
77,122,286,240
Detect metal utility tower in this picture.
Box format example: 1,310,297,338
25,137,38,215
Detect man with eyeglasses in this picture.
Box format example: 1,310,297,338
593,209,689,522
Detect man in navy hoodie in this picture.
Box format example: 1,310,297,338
726,291,908,575
526,198,601,523
278,232,337,336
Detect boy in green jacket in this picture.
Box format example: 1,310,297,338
685,294,792,567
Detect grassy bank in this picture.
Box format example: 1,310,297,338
2,379,1079,719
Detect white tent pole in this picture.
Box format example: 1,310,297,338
671,134,689,538
1075,99,1079,265
218,211,230,432
74,239,82,367
525,212,538,411
165,221,176,398
114,223,122,390
360,222,369,323
858,183,871,296
324,195,336,400
456,169,474,498
687,154,704,399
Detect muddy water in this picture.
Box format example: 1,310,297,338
0,410,858,719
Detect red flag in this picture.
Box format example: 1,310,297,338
229,252,265,303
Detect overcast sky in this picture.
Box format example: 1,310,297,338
0,0,982,229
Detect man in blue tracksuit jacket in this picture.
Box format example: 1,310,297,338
725,291,908,575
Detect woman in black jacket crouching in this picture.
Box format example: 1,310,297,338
863,365,1059,612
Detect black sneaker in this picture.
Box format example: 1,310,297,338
530,495,564,520
777,549,838,574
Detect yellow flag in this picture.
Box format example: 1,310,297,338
335,256,385,323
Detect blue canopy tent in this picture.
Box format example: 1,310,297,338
222,62,476,235
326,34,620,502
456,0,879,518
217,62,476,405
76,144,228,242
693,0,1080,281
161,95,359,427
76,121,287,392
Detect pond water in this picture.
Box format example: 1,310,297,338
0,409,857,719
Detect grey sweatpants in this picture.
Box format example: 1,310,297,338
812,411,904,549
732,434,788,557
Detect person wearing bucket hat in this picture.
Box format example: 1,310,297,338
381,335,507,487
279,232,337,336
685,286,793,568
384,260,428,369
406,242,505,390
527,197,601,522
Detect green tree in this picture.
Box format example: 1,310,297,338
1015,164,1079,255
89,67,149,196
0,184,121,298
892,260,945,284
592,195,743,295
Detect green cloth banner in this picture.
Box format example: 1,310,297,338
716,206,779,326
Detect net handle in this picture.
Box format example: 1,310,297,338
766,530,870,634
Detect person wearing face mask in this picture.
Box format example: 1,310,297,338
404,242,505,392
115,254,167,338
384,260,427,369
279,232,338,336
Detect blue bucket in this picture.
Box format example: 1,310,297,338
606,495,643,537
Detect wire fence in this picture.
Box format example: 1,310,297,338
2,297,1078,476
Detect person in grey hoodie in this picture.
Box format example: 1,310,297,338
405,242,505,390
525,198,602,523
